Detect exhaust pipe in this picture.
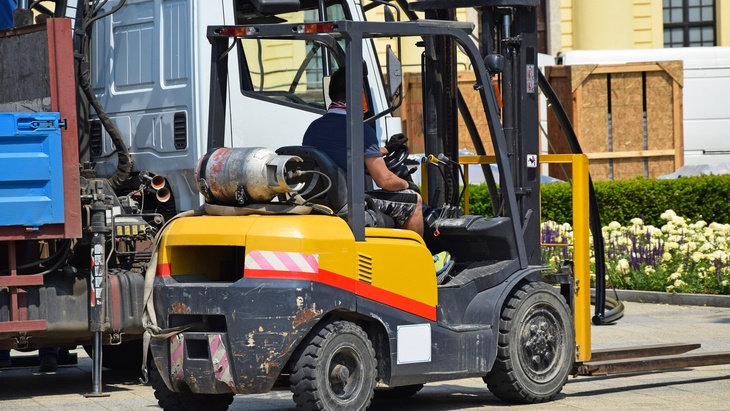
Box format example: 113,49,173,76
155,187,171,203
150,175,166,191
139,171,171,203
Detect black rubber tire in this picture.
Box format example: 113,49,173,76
149,360,234,411
290,321,377,411
484,281,574,404
374,383,424,399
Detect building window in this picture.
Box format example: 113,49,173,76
663,0,716,47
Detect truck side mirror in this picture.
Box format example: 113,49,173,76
485,54,504,75
386,45,402,101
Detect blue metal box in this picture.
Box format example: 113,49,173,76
0,112,65,228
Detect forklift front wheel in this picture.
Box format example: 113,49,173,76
484,281,574,403
290,321,377,411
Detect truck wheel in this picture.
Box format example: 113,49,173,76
150,360,234,411
484,281,574,403
374,384,424,399
290,321,376,411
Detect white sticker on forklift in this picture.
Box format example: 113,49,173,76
527,154,537,168
397,324,431,364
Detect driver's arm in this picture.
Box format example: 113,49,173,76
365,156,409,191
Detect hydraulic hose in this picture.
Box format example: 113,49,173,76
77,0,133,190
591,292,625,324
79,65,133,189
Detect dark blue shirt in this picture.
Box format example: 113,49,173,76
302,112,381,172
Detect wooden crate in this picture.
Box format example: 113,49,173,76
400,71,495,155
545,62,684,181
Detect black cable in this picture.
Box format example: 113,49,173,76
0,240,73,276
82,0,124,31
293,170,332,202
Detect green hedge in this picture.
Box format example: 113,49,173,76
464,174,730,227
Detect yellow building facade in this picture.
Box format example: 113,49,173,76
559,0,730,52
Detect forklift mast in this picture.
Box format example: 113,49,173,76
412,0,542,264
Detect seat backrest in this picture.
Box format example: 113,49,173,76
276,146,349,212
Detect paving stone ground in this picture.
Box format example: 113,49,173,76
0,301,728,410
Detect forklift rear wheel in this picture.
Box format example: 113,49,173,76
149,360,234,411
484,281,574,403
290,321,377,411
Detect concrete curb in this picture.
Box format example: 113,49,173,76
595,288,730,308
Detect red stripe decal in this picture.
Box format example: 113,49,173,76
356,281,436,321
245,268,436,321
156,263,171,277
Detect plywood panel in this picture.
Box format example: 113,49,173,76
579,74,609,153
457,71,494,155
401,72,424,153
646,69,675,151
545,66,576,181
611,72,645,178
403,72,496,155
545,62,683,181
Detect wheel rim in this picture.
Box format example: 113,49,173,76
327,344,363,401
517,302,566,382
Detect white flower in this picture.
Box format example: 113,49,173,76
616,258,630,274
662,252,672,262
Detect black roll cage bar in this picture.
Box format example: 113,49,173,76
205,19,529,269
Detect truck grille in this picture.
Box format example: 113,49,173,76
174,112,187,150
90,120,103,157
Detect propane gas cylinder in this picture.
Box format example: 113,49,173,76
195,147,303,205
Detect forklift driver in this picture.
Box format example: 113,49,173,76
302,66,424,237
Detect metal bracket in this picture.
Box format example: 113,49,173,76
197,179,212,203
235,184,248,205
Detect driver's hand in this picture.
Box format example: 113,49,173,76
385,133,408,153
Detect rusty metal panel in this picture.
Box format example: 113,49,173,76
47,18,81,239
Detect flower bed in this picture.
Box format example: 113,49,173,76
541,210,730,295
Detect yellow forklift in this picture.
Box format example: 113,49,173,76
144,1,730,410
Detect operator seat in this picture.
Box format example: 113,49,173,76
276,146,395,228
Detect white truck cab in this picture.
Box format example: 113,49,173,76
90,0,399,212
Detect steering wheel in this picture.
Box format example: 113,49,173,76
382,143,410,179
